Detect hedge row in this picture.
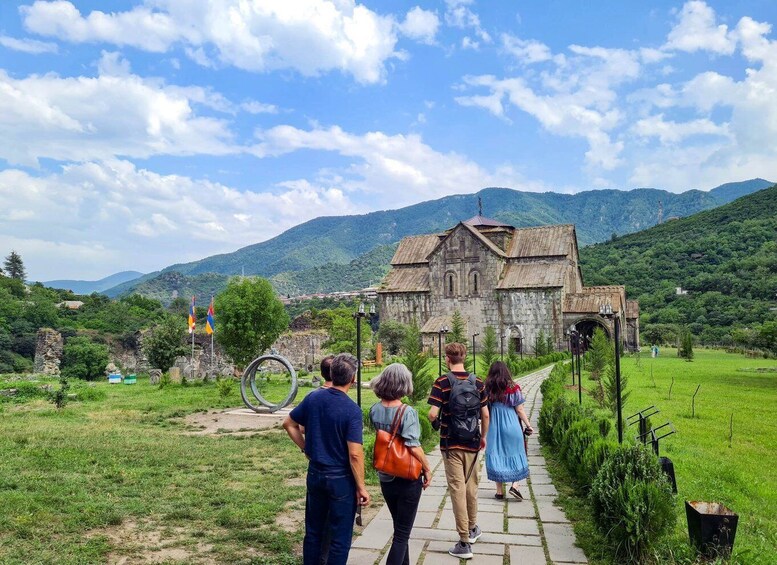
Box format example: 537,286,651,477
508,351,570,376
538,362,676,563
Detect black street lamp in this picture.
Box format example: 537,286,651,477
353,303,377,407
438,325,450,376
472,333,480,374
500,330,506,361
600,303,623,443
570,329,582,405
567,329,575,385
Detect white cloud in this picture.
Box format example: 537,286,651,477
501,34,561,65
0,65,241,166
664,1,736,54
241,100,279,114
632,114,729,144
461,37,479,50
399,7,439,45
0,34,58,54
456,44,648,171
250,124,541,206
21,0,402,84
0,160,356,280
445,0,491,44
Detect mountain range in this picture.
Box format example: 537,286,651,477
102,178,772,301
43,271,144,294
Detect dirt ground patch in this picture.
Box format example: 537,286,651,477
182,407,291,435
90,520,214,564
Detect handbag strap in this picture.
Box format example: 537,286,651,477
388,404,407,440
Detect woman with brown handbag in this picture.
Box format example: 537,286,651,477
370,363,432,565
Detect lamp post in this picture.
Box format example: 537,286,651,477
354,302,367,407
472,333,480,374
518,336,523,360
599,303,623,443
570,329,582,405
500,330,506,361
567,330,575,385
438,326,450,376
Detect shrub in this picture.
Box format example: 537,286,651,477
362,433,377,483
560,419,601,479
217,378,233,399
417,409,435,453
581,438,617,486
70,382,107,402
49,376,70,409
61,337,109,381
590,444,676,562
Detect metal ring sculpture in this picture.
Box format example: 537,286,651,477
240,353,298,413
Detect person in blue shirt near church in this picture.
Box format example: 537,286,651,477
283,352,370,565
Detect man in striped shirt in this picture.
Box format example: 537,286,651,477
428,342,489,559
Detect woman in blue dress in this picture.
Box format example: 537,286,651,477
484,361,534,499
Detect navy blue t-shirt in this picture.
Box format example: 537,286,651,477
290,387,363,474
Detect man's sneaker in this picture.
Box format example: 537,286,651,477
468,525,482,543
448,541,473,559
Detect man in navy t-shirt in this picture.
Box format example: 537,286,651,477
283,353,370,565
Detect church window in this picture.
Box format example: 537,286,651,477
474,273,478,293
468,269,481,296
445,272,457,297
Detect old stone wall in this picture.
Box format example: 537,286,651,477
379,293,432,328
271,331,328,372
33,328,63,375
499,289,564,353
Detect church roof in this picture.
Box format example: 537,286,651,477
506,224,575,258
497,262,567,289
564,286,625,313
464,215,512,228
377,266,430,293
390,234,440,265
460,222,508,257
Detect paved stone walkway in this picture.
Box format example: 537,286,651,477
348,365,588,564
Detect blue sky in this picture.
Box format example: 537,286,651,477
1,1,776,280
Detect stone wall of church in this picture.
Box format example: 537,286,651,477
498,289,564,353
379,293,432,327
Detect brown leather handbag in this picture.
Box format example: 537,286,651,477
373,404,422,480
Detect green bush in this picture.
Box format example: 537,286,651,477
417,409,436,453
0,381,48,403
70,382,107,402
61,337,109,381
581,438,617,486
590,444,676,563
362,433,377,483
560,419,601,480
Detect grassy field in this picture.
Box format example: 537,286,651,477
552,348,777,564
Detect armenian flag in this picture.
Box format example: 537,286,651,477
188,296,196,334
206,298,215,335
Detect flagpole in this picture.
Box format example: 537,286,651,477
210,295,214,379
191,296,196,382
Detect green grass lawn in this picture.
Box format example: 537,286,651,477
555,348,777,564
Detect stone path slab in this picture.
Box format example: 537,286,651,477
347,364,588,564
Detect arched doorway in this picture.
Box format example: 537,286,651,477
572,318,610,352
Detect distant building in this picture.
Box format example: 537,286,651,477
378,216,639,354
56,300,85,310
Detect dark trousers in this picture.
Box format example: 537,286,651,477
380,477,423,565
304,468,357,565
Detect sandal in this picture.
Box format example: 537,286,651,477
494,493,504,499
509,486,523,500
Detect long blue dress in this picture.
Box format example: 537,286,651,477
485,385,529,483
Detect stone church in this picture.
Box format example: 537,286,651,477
377,215,639,355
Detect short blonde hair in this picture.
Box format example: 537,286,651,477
370,363,414,400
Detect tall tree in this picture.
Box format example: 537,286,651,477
143,316,187,373
215,277,290,367
323,307,372,356
480,326,498,372
3,251,26,281
447,309,466,344
400,319,433,403
589,327,613,379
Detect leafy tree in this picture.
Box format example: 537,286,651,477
61,337,110,381
323,307,372,356
447,309,466,344
546,333,554,355
3,251,26,281
678,327,694,361
589,328,613,380
376,320,408,355
400,319,433,403
601,363,630,413
144,316,187,372
480,326,498,372
215,277,290,367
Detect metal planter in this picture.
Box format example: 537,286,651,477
685,501,738,558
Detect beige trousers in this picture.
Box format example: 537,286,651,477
442,449,480,542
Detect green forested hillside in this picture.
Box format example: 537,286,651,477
114,180,771,287
580,185,777,347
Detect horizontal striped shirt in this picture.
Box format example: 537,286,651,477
427,371,487,452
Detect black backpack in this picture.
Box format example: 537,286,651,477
446,372,481,444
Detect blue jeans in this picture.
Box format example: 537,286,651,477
304,467,357,565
